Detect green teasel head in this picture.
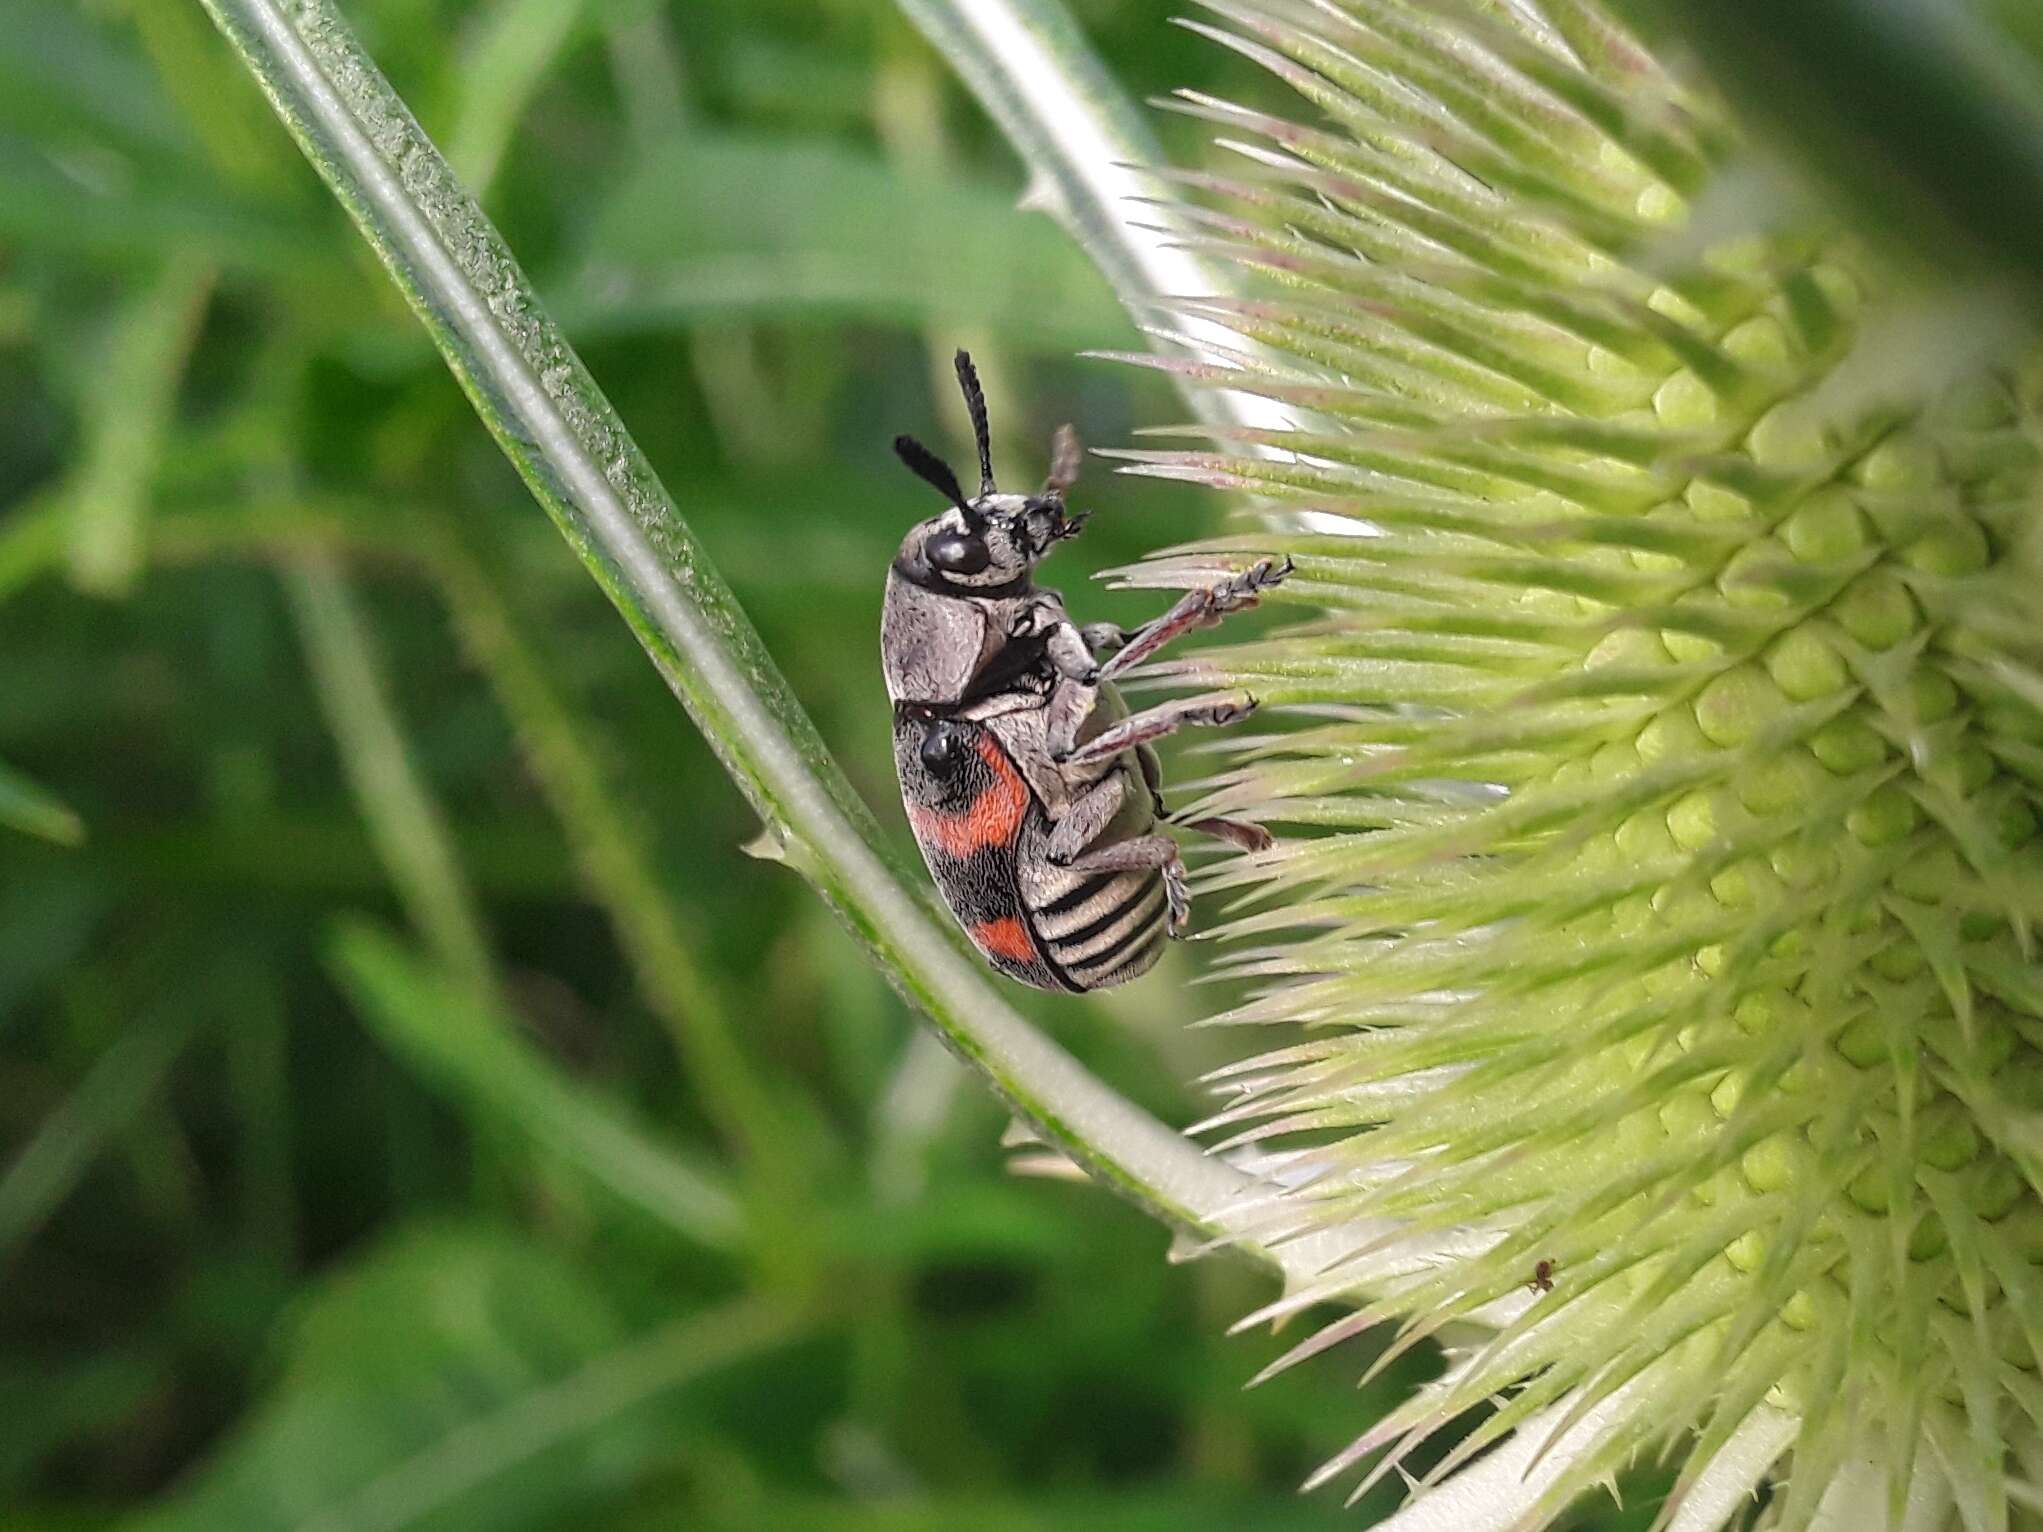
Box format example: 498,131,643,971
1108,1,2043,1525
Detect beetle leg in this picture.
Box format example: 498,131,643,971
1056,833,1192,935
1009,597,1099,685
1056,691,1258,769
1044,773,1128,867
1096,557,1293,684
1047,774,1193,934
1179,815,1274,853
1045,620,1098,683
1045,677,1098,763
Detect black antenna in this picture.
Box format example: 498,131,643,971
953,350,996,497
893,434,977,522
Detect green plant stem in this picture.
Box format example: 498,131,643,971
892,0,1292,434
895,0,1187,311
196,0,1294,1270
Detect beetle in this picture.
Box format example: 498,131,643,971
884,352,1290,990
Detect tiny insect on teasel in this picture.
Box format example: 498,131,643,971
881,352,1289,992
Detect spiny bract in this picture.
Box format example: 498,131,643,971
1108,1,2043,1527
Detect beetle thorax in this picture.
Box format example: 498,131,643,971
880,571,1013,706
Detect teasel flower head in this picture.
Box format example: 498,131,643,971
1103,1,2043,1526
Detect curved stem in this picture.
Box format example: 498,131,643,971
893,0,1294,434
195,0,1284,1264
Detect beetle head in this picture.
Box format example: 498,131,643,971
891,352,1086,595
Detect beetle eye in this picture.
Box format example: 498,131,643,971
926,532,991,576
920,722,966,776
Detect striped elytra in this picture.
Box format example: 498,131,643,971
892,711,1167,992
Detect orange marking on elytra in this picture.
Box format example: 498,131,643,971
909,734,1030,859
972,915,1037,963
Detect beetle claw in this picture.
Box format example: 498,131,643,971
1163,862,1192,935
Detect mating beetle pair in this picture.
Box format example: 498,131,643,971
882,352,1288,992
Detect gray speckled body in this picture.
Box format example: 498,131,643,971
882,351,1287,991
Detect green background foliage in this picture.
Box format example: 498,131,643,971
0,1,1668,1527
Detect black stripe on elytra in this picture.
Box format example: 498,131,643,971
1035,871,1116,919
1093,926,1166,984
1069,898,1164,974
890,557,1031,602
1052,879,1154,952
1028,928,1086,996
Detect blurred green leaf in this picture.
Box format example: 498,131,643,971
0,1003,198,1257
0,501,65,607
435,548,811,1207
716,35,871,127
0,137,325,272
285,554,497,997
130,2,307,193
448,0,592,192
98,815,571,899
0,0,195,167
562,135,1130,349
125,1222,796,1532
1627,0,2043,300
0,870,103,1024
0,757,83,847
327,920,744,1250
0,1352,160,1495
65,258,213,598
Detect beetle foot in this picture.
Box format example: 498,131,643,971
1162,861,1191,936
1203,557,1292,619
1243,555,1293,593
1203,692,1257,728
